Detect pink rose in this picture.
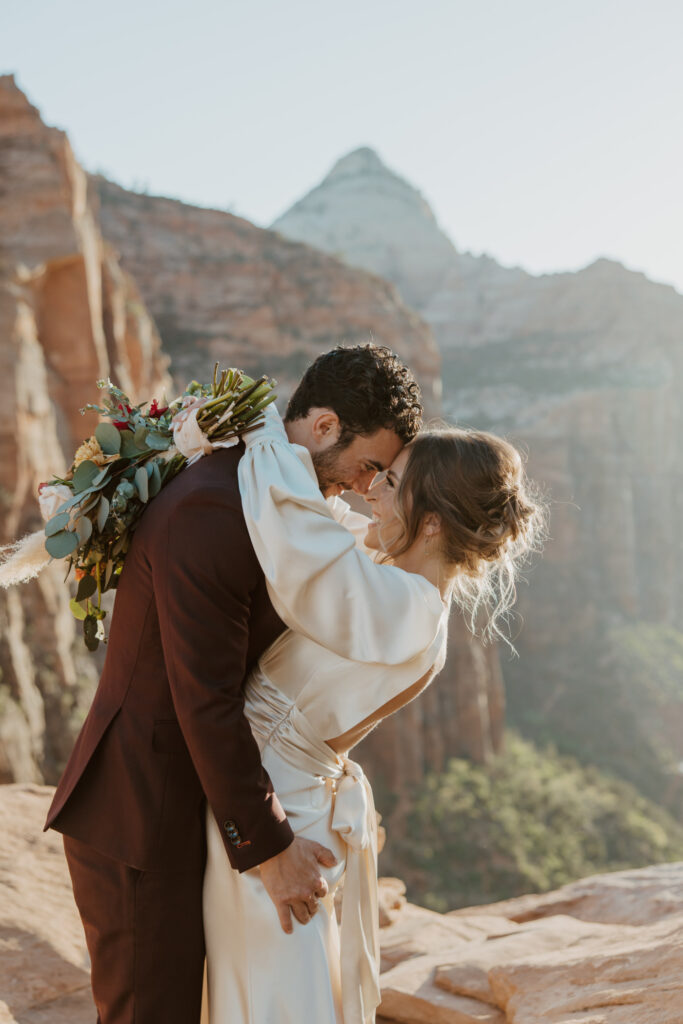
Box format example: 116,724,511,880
38,484,72,521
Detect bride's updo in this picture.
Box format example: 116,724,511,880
393,428,545,642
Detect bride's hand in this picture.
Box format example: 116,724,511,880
259,837,337,934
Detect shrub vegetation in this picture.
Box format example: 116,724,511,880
389,733,683,912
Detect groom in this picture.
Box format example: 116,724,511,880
46,344,425,1024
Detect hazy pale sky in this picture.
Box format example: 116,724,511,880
3,0,682,292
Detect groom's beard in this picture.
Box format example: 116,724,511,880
311,442,351,497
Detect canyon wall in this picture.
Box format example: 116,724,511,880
93,176,442,416
0,75,170,782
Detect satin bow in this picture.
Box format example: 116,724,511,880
171,397,239,466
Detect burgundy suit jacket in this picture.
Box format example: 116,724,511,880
45,445,294,873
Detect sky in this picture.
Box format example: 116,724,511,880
3,0,682,293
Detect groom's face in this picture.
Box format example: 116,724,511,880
312,427,404,498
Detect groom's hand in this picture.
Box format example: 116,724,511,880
259,837,338,934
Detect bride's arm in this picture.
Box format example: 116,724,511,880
326,495,378,558
238,408,443,666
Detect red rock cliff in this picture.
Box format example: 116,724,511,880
0,75,170,782
93,177,442,415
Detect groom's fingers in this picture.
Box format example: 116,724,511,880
290,900,313,925
312,842,338,868
276,902,294,934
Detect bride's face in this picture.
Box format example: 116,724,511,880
364,447,411,553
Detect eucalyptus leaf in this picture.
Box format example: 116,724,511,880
104,570,118,593
79,493,101,515
119,430,140,459
95,422,122,455
45,530,79,559
112,532,127,557
97,495,110,532
145,432,171,451
58,487,95,513
134,426,148,450
75,516,93,544
76,574,97,602
72,460,101,494
45,512,70,537
83,614,100,651
105,559,114,587
135,466,149,503
91,465,111,488
148,462,162,497
69,598,87,621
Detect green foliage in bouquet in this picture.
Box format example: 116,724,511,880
40,365,276,651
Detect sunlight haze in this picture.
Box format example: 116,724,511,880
4,0,681,290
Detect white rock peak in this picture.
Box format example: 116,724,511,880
273,145,464,308
323,146,389,182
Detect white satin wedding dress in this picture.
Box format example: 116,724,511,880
201,602,448,1024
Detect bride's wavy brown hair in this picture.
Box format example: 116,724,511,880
390,428,546,646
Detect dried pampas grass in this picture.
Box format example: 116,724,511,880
0,530,50,588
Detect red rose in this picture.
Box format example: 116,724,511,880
113,402,133,430
149,399,169,418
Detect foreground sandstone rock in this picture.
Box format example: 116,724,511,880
2,784,681,1024
378,862,683,1024
447,862,683,927
0,785,91,1023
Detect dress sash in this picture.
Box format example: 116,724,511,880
245,671,380,1024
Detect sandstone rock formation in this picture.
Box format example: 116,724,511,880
0,75,169,784
272,147,473,311
447,860,683,928
3,785,681,1024
377,859,683,1023
93,174,442,415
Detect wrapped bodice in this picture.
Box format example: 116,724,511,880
254,613,448,743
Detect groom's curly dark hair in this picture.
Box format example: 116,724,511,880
285,344,423,446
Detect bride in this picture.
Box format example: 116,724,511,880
202,425,542,1024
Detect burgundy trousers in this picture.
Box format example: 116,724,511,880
63,835,205,1024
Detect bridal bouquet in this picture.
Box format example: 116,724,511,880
35,366,276,650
